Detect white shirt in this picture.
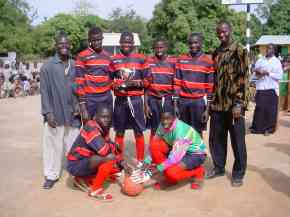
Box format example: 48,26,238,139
254,56,283,94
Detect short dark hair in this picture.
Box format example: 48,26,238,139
188,32,203,42
54,30,68,42
88,26,102,36
216,21,232,31
153,38,168,47
120,31,134,41
95,104,112,116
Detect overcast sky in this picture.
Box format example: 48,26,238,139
27,0,162,25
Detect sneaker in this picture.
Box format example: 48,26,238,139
42,179,58,189
231,178,243,187
206,168,225,179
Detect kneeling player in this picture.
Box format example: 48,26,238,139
67,106,129,201
132,108,206,189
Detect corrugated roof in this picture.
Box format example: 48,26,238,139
103,33,141,46
255,35,290,45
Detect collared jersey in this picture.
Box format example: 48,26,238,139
109,53,149,97
67,120,118,161
74,48,112,102
146,56,176,98
175,53,214,99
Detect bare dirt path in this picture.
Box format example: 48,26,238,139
0,96,289,217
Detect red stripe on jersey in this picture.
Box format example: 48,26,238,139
114,90,144,97
149,83,174,92
179,91,205,98
84,86,111,94
113,62,145,71
174,78,183,86
177,64,214,74
85,74,110,83
75,77,85,84
85,59,110,66
182,80,208,89
75,147,94,157
67,154,78,161
150,67,174,74
97,144,111,156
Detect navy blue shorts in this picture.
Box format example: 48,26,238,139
113,96,146,133
181,153,206,170
146,96,174,131
67,159,95,177
178,97,206,134
87,92,113,118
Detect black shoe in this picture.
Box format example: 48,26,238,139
206,168,225,179
231,178,243,187
43,179,58,189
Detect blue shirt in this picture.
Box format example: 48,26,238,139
40,54,79,127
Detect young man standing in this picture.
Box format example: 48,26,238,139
145,39,176,143
40,31,80,189
110,31,149,162
251,44,283,135
74,26,112,122
207,21,249,187
175,33,214,136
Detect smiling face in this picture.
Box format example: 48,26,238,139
89,32,103,52
56,36,70,58
160,112,175,129
216,23,231,46
188,35,202,56
120,34,134,56
153,40,168,59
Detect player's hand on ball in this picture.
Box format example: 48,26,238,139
130,169,152,184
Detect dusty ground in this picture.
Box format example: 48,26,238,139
0,95,290,217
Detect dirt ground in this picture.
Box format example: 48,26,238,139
0,95,290,217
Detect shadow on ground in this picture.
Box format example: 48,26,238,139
264,143,290,157
278,119,290,128
248,165,290,198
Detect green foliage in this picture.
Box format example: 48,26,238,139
108,8,152,54
32,14,85,57
264,0,290,34
148,0,263,55
0,0,32,57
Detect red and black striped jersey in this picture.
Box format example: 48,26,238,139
109,53,149,97
67,120,118,161
146,56,176,98
175,53,214,99
74,48,112,102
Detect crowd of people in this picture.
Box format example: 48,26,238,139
37,20,284,202
0,61,41,99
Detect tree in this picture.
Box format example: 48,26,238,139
32,14,85,57
263,0,290,34
108,8,151,53
148,0,263,54
0,0,34,57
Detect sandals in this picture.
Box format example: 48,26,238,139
89,188,113,202
73,177,90,193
